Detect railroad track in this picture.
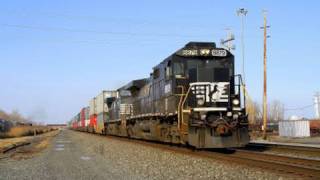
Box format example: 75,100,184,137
226,149,320,179
76,131,320,179
246,142,320,157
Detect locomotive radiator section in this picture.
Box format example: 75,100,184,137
185,81,249,148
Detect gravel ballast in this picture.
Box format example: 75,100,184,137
0,130,288,180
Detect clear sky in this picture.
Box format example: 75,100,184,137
0,0,319,123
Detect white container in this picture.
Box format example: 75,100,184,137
279,120,310,137
85,107,90,120
85,119,90,127
96,91,118,114
89,97,97,116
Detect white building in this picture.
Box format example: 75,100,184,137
279,116,310,137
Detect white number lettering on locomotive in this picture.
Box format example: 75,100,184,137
182,49,198,56
211,49,227,57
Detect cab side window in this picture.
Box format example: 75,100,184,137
174,62,185,78
153,68,160,79
165,61,172,80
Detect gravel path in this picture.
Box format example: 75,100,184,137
0,130,289,180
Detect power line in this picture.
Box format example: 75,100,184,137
1,23,212,38
2,10,232,33
284,104,315,111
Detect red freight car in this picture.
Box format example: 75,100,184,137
310,120,320,136
80,108,86,131
89,114,97,133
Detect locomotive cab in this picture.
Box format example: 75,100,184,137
169,42,249,148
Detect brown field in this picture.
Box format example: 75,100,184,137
0,126,56,139
0,130,60,158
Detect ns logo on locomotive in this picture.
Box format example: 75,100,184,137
69,42,249,149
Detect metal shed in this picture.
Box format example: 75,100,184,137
279,120,310,137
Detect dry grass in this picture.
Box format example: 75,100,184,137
34,131,59,150
0,136,31,150
0,130,59,154
0,126,56,139
1,130,60,159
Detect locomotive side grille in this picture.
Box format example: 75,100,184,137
120,104,133,115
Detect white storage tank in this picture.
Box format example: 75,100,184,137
279,118,310,137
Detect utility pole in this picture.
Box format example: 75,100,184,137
237,8,248,84
220,28,235,51
261,10,270,140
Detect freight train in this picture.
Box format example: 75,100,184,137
69,42,249,148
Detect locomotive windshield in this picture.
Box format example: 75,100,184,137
173,58,233,83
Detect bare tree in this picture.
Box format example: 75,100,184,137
0,109,10,120
268,100,285,122
246,101,262,125
0,109,30,123
8,110,26,122
246,100,284,125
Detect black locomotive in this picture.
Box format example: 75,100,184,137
103,42,249,148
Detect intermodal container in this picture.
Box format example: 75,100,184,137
89,97,97,116
96,90,118,114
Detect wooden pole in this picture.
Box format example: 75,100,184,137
262,12,268,140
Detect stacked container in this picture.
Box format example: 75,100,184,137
80,108,86,130
72,116,78,129
85,106,90,130
76,113,81,129
95,91,118,134
89,97,97,133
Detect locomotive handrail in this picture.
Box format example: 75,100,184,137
176,85,190,135
232,74,246,108
176,85,185,131
181,86,191,127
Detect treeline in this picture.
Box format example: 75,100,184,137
247,100,285,125
0,109,31,123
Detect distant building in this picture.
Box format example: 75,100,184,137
279,117,310,137
46,124,67,129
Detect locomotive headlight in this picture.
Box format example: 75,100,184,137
197,98,205,106
232,99,240,106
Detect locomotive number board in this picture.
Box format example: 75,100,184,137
177,49,227,57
